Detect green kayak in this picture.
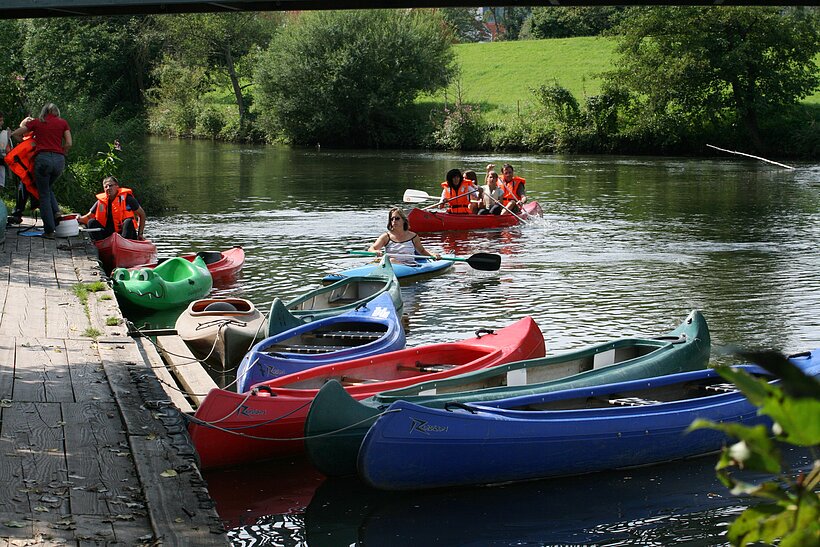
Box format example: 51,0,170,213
304,310,710,477
268,256,403,337
111,256,213,310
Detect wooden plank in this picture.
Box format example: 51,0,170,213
155,336,217,407
96,341,157,434
72,514,154,546
64,339,113,403
86,288,125,339
0,286,45,338
11,338,73,403
6,253,28,289
62,401,140,516
132,338,193,414
45,287,87,339
0,251,9,328
53,245,79,290
129,436,226,545
0,336,14,401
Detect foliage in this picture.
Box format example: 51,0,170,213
254,9,456,147
484,7,531,41
440,8,488,43
431,82,487,150
145,55,209,137
521,7,626,40
608,7,820,153
0,20,26,122
689,350,820,547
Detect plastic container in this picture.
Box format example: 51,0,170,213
55,213,80,238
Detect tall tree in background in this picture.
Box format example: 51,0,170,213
0,20,26,121
610,7,820,152
523,7,626,39
255,9,455,147
156,13,279,134
440,8,487,43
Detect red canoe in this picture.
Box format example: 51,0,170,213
408,201,543,233
180,246,244,281
188,316,545,470
94,232,158,272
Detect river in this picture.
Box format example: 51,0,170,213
138,137,819,546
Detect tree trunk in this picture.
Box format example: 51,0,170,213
730,78,766,155
224,46,246,137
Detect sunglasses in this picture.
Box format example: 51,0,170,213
390,216,402,222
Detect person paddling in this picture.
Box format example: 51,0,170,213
499,163,527,214
369,207,440,265
438,168,478,215
78,176,147,241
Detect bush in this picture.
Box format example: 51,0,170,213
196,107,224,139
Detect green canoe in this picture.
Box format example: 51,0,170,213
304,310,710,477
267,256,403,337
111,256,213,310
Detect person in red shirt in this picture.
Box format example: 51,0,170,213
11,103,72,238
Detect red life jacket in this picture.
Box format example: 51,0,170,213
501,176,525,207
4,138,39,199
94,187,138,233
440,180,472,214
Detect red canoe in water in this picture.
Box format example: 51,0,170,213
407,201,543,233
188,316,545,470
94,232,158,272
131,246,245,281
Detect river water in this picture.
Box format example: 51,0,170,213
139,137,819,546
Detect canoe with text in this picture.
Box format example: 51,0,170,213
235,292,405,393
187,316,545,469
322,256,453,284
407,201,543,233
111,256,212,310
269,256,403,337
304,310,710,477
94,232,158,272
176,298,267,370
359,349,819,490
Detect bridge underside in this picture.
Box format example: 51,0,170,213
0,0,804,20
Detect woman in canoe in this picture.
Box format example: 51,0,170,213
439,168,479,214
369,207,441,265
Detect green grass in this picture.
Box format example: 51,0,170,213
428,37,618,122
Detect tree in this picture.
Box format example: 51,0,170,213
609,7,820,153
0,20,26,121
440,8,488,43
254,9,456,147
522,7,626,39
155,13,279,135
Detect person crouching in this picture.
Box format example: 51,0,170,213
78,176,146,241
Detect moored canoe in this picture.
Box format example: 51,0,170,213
111,255,212,310
95,232,158,272
176,297,266,370
359,349,819,490
407,201,542,233
304,310,710,477
269,256,403,337
187,316,545,469
235,292,405,393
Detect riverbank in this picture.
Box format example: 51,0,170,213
0,222,226,545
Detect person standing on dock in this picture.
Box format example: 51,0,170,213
78,176,147,241
11,103,72,238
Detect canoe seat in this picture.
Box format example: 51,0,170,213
608,397,659,407
265,344,348,355
704,383,737,394
312,331,382,341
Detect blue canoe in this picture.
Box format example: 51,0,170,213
323,256,453,284
358,348,820,490
235,292,405,393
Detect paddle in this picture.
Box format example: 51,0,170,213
403,189,477,211
482,190,528,223
350,250,501,272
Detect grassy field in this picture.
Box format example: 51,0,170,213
427,38,820,121
428,36,618,121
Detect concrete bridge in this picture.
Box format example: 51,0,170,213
0,0,804,21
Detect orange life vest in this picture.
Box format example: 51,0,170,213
94,187,138,233
4,138,39,199
440,180,472,214
501,176,526,207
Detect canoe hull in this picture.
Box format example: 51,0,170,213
188,316,545,469
407,201,542,233
235,292,405,393
359,350,820,489
94,232,158,272
182,246,244,281
322,257,453,284
176,298,266,370
304,310,710,476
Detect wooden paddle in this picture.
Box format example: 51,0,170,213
482,190,529,223
403,189,477,211
350,250,501,272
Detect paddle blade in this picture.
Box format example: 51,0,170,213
403,189,433,203
466,252,501,271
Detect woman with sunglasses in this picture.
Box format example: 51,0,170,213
368,207,441,266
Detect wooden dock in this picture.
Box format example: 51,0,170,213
0,221,227,545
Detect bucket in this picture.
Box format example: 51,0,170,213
55,213,80,238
